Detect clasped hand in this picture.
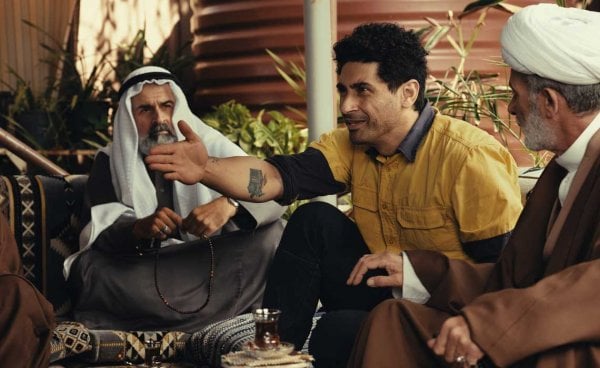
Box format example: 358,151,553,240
133,197,236,240
133,207,181,240
428,316,484,366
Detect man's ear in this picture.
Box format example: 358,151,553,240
539,87,562,118
400,79,420,108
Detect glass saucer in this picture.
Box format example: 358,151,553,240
243,341,295,359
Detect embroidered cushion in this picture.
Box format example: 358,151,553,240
49,321,92,362
0,175,86,316
81,329,190,364
48,322,189,365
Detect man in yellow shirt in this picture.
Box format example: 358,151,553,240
348,5,600,367
146,23,522,365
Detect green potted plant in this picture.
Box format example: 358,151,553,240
201,100,308,217
1,23,196,173
110,29,195,104
2,67,56,150
1,20,114,172
419,0,553,169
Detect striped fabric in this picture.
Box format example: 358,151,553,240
0,175,87,316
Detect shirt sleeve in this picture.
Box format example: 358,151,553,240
452,143,523,243
266,147,347,205
462,232,512,263
228,200,287,231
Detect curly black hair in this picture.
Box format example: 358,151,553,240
333,23,428,111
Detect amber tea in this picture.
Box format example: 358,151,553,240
253,308,282,349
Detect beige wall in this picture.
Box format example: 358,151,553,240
77,0,190,85
0,0,191,94
0,0,77,93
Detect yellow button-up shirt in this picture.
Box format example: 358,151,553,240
310,113,522,260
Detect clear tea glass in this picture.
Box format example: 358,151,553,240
253,308,281,350
140,339,162,367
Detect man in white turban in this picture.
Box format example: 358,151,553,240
344,4,600,367
65,66,286,332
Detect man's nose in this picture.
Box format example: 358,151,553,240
339,94,357,114
507,98,516,116
153,107,170,123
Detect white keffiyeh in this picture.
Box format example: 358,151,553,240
65,66,247,276
501,4,600,85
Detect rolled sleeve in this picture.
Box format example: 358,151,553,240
266,147,346,204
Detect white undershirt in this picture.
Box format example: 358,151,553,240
392,253,430,303
555,112,600,205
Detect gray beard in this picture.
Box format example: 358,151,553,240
139,123,177,155
521,103,557,152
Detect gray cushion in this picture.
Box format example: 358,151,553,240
186,312,323,367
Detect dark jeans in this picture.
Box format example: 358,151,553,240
262,202,391,356
310,310,369,368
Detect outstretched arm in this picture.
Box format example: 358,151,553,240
145,120,284,202
202,155,284,202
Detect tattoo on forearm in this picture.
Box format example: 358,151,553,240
247,168,267,199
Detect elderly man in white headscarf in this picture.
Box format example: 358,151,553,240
65,66,286,333
343,4,600,367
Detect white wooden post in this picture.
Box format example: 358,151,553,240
304,0,337,206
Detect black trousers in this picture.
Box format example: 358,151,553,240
262,202,391,366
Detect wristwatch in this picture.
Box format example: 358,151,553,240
226,197,240,213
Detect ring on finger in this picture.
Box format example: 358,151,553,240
455,356,466,364
161,225,169,234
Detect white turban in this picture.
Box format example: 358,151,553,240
501,4,600,85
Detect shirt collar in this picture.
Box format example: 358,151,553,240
555,112,600,173
366,102,436,162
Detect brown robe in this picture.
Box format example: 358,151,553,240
349,129,600,368
0,213,55,367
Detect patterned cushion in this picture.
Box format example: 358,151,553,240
49,321,92,362
186,312,323,367
49,323,189,365
0,174,87,316
81,330,190,364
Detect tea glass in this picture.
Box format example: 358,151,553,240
252,308,282,350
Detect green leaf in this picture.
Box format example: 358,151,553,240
445,35,465,57
423,25,451,51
